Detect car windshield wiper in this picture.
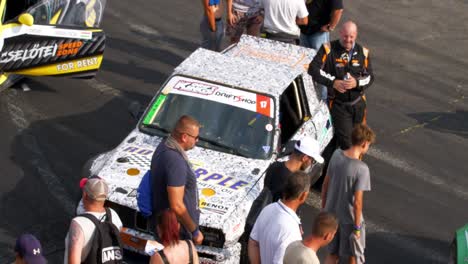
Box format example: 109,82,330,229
198,137,249,158
143,123,171,134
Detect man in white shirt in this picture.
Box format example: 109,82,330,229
64,178,123,263
258,0,309,44
248,171,310,264
284,212,338,264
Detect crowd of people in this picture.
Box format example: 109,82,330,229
12,0,376,263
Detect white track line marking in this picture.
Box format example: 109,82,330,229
368,147,468,200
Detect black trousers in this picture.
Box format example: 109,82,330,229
331,99,366,150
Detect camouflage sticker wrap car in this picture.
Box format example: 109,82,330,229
84,35,334,263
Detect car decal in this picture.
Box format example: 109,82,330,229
142,94,166,125
162,76,274,118
1,24,93,40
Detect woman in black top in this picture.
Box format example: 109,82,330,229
150,209,199,264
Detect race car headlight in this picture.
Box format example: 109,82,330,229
199,226,225,248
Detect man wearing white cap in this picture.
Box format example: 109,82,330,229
264,136,324,202
64,178,123,264
242,137,324,262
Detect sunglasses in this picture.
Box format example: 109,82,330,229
177,130,199,140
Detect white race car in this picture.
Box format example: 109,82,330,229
83,35,333,263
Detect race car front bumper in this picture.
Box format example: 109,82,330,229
120,227,241,263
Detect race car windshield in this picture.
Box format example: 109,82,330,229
21,0,107,27
140,76,275,160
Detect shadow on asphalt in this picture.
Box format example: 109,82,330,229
365,232,450,264
409,110,468,139
129,28,199,54
1,88,151,263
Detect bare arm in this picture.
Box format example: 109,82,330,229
202,0,216,31
248,239,261,264
149,253,163,264
226,0,233,25
168,186,197,233
328,9,343,30
296,16,308,26
321,174,330,209
68,220,85,264
353,190,364,237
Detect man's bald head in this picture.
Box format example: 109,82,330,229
340,21,358,35
339,21,358,51
172,115,201,150
173,115,200,134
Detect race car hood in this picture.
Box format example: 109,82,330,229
90,130,271,240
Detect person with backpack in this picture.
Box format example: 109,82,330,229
150,209,199,264
64,178,124,264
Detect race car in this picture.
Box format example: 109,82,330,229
83,35,334,263
0,0,107,92
449,223,468,264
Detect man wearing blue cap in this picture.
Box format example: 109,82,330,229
14,234,46,264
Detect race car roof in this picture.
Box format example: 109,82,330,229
174,35,316,97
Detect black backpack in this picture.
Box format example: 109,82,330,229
80,208,124,264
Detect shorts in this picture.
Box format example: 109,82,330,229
327,223,366,263
226,10,263,38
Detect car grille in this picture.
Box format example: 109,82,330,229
105,201,226,249
105,201,154,234
200,226,225,248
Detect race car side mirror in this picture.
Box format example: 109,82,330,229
19,13,34,26
128,101,143,120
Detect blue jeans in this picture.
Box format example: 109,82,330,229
300,31,330,101
200,16,225,52
300,31,329,50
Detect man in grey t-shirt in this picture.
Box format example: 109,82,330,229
321,124,376,264
284,212,338,264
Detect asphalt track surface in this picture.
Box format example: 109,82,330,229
1,0,468,263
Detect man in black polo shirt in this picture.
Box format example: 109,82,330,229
151,115,204,245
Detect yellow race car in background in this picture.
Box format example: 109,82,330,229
0,0,107,91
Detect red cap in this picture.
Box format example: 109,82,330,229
79,178,88,189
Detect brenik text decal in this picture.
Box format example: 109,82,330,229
166,76,274,118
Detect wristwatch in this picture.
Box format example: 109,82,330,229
191,228,200,238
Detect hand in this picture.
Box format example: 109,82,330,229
344,75,357,90
227,12,235,26
353,230,361,239
193,230,204,245
253,15,263,24
320,24,329,32
333,80,346,93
